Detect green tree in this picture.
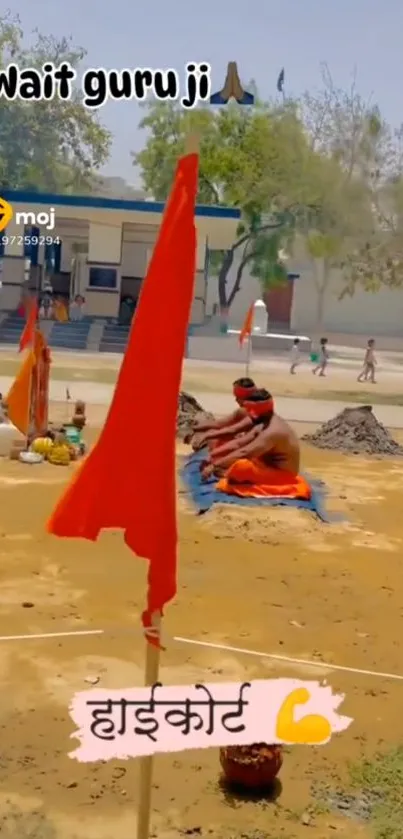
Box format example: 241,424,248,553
295,68,383,330
0,12,111,192
291,152,372,332
133,99,317,311
341,151,403,296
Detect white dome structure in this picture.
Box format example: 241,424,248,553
252,299,267,334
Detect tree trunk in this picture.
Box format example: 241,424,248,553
218,248,236,310
217,222,285,312
227,249,255,308
314,284,326,334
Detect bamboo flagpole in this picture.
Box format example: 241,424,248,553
245,333,252,377
46,134,200,839
136,613,161,839
136,132,200,839
25,352,34,450
21,299,39,448
135,132,200,839
135,134,199,839
65,387,71,423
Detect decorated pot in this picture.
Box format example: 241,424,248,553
219,743,283,789
72,400,86,430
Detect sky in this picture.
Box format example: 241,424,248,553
9,0,403,186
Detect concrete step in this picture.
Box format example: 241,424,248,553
99,342,126,353
49,337,88,349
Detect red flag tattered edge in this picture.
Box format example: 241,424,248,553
20,298,38,352
46,152,199,647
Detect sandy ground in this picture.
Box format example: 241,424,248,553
182,363,403,399
0,419,403,838
1,348,403,401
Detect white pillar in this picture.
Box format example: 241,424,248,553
253,299,267,334
190,236,208,326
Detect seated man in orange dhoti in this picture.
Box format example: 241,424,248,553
201,388,311,500
191,378,258,452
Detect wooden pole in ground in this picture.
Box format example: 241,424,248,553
135,613,162,839
25,328,38,450
135,131,200,839
245,334,252,376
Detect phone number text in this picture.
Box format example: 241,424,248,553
1,235,61,247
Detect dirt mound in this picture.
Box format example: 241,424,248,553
303,405,403,456
176,391,213,440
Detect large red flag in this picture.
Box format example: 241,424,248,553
239,302,254,347
19,298,38,352
47,153,198,638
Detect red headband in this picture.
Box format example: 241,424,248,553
243,398,274,419
233,385,256,400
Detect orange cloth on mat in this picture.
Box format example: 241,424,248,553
216,458,311,499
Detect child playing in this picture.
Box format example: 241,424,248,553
289,338,301,374
358,339,377,384
312,337,329,377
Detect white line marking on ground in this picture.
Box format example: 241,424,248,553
173,636,403,682
0,627,402,682
0,630,104,641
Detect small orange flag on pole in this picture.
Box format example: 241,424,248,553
239,302,254,347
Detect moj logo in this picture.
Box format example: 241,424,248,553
0,197,13,233
0,198,56,233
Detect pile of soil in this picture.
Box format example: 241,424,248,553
176,391,213,441
303,405,403,456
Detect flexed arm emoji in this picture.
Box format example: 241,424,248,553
276,688,332,745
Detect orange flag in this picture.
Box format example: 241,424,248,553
31,331,51,435
47,152,199,638
6,350,35,435
239,302,254,347
19,298,38,352
7,328,51,436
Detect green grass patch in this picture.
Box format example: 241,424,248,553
349,747,403,838
318,748,403,838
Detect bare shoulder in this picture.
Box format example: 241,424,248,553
271,414,297,439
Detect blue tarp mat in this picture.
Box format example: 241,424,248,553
181,449,344,523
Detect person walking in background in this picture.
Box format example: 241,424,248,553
289,338,301,374
358,338,377,384
312,337,329,377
